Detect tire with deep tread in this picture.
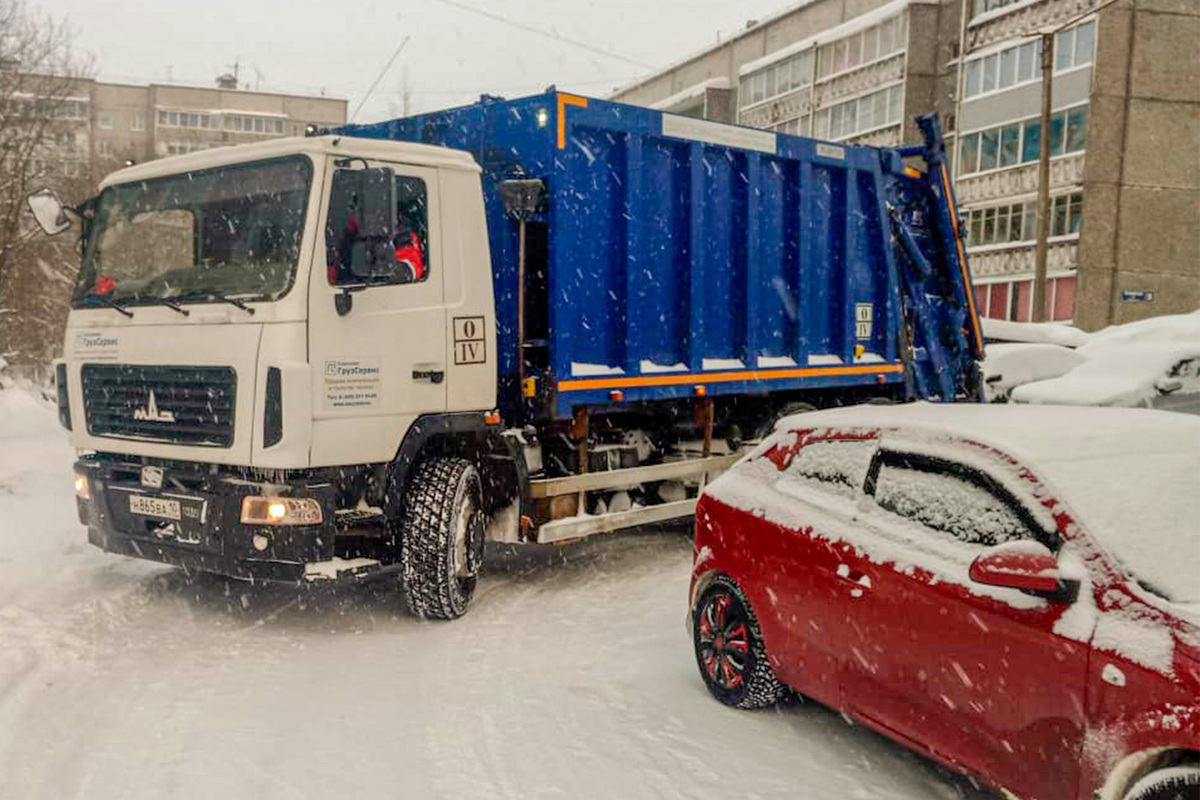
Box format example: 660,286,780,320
692,576,784,710
398,457,486,620
1124,766,1200,800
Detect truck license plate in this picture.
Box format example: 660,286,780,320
129,494,182,521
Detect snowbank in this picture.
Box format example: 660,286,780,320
982,317,1091,348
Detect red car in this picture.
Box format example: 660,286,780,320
690,403,1199,800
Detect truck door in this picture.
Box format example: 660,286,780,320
308,159,447,467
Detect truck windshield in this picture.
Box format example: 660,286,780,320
73,155,312,309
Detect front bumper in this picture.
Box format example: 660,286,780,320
75,456,340,583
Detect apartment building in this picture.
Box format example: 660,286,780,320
38,75,347,182
609,0,1199,329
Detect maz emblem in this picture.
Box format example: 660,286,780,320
133,390,176,423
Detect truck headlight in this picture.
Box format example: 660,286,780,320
74,472,90,500
240,496,323,526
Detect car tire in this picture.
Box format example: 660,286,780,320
399,457,486,620
1124,766,1200,800
692,576,784,710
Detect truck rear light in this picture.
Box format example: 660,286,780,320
263,367,283,448
55,363,71,431
240,496,323,526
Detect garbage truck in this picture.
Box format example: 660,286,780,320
32,91,983,619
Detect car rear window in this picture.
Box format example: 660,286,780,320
780,439,875,499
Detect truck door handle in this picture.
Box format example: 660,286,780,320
412,368,445,384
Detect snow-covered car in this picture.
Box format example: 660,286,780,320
689,403,1200,800
982,342,1086,402
995,311,1200,413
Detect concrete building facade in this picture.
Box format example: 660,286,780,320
41,76,347,183
609,0,1199,329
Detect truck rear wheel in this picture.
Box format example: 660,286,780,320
399,457,485,620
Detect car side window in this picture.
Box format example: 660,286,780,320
872,455,1041,548
326,173,429,287
780,439,876,499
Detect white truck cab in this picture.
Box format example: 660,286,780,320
48,136,509,619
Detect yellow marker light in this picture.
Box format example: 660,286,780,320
855,344,866,359
74,473,90,500
240,496,324,526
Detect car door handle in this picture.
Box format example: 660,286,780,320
412,367,445,384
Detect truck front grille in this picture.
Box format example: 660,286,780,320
81,364,236,447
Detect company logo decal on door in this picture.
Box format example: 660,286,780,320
453,316,486,365
323,357,382,409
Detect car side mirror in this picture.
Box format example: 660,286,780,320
27,188,72,236
969,541,1079,604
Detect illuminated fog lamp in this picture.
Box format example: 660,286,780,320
609,390,624,402
694,385,707,397
240,496,324,526
74,472,91,500
252,533,271,552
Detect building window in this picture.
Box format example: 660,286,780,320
813,84,903,141
740,49,815,111
97,139,111,156
976,275,1076,322
131,111,145,131
54,100,87,120
98,112,113,130
223,115,287,135
964,192,1083,247
957,104,1088,176
817,13,907,82
162,141,210,156
962,21,1094,101
741,10,909,108
157,110,215,129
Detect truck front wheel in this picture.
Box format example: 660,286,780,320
399,457,486,620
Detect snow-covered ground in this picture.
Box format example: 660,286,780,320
0,386,991,800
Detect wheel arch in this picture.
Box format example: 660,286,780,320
1096,747,1200,800
387,413,523,518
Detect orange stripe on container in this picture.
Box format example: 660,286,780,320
940,163,984,355
557,363,904,392
556,93,589,150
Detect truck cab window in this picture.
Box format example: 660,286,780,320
327,173,429,286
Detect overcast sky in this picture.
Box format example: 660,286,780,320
38,0,789,123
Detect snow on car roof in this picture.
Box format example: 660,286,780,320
777,402,1200,602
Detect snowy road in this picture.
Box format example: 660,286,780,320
0,388,992,800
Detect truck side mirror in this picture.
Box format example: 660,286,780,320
27,188,72,236
356,167,397,240
329,167,399,282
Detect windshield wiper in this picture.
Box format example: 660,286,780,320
148,299,190,316
83,294,134,318
208,293,255,315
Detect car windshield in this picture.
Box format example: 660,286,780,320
73,155,312,308
1042,448,1200,604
